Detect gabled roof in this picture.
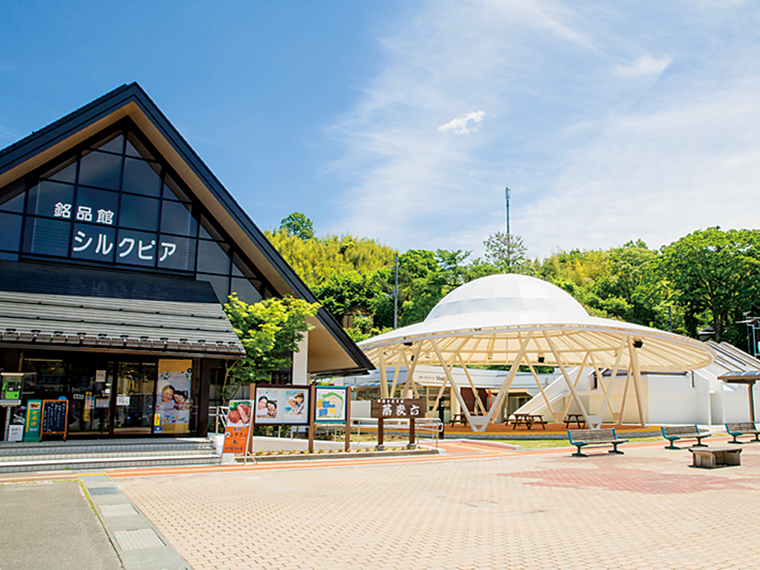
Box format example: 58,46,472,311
0,82,372,375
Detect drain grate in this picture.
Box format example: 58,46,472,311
88,486,121,496
113,528,165,550
100,504,139,518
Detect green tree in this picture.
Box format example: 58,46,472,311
222,294,320,400
484,232,528,272
280,212,314,240
650,228,760,342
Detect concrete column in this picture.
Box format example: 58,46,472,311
292,332,309,385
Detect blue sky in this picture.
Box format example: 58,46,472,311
2,1,760,259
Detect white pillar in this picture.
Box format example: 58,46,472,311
292,332,309,385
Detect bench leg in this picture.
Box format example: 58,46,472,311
571,446,587,458
664,440,680,450
608,443,624,455
692,440,708,448
730,435,743,444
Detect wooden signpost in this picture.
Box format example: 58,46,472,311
41,399,68,441
371,398,425,451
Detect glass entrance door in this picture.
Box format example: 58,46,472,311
112,362,156,435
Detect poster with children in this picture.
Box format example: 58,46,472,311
154,360,192,434
254,386,309,425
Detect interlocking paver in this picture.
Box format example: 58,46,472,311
115,442,760,570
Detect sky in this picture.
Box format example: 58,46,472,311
2,1,760,260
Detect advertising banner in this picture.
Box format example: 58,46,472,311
254,386,309,425
223,400,252,454
315,387,348,423
23,400,42,442
155,359,193,434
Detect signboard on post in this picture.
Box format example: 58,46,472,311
371,398,425,420
315,387,348,423
253,385,310,425
371,398,425,451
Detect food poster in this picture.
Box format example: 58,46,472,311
223,400,252,453
155,360,192,434
254,387,309,425
315,387,347,423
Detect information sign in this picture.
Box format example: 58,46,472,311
41,399,68,440
371,398,425,419
254,386,310,425
315,387,348,423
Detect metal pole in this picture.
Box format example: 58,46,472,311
505,186,511,236
752,321,757,358
394,253,398,329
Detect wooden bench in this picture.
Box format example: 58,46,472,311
567,428,627,457
725,422,760,444
689,447,742,469
564,414,585,429
661,425,710,450
508,413,547,430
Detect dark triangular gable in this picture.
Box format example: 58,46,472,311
0,83,373,375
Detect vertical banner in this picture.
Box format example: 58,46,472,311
155,359,193,434
223,400,252,453
23,400,42,442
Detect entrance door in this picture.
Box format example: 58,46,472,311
112,362,157,435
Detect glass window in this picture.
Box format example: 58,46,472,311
162,175,191,203
0,212,22,251
115,229,158,267
232,253,257,278
41,157,77,184
92,133,124,154
160,200,196,236
75,187,119,226
157,235,196,271
199,216,224,241
0,180,25,213
78,150,122,190
119,194,159,231
122,158,161,197
197,274,230,304
197,239,230,275
125,132,155,160
231,278,263,305
26,180,75,217
71,223,117,263
22,217,71,257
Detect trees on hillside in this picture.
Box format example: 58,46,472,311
265,212,760,349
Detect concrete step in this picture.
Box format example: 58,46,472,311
0,453,219,474
0,437,220,473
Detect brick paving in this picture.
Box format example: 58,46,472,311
115,442,760,570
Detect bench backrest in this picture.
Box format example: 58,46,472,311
662,425,699,436
569,428,616,442
726,422,756,432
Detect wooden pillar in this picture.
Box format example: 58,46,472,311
377,417,385,451
344,386,352,452
408,417,416,449
197,359,211,436
308,383,316,453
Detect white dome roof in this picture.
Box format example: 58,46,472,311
425,274,589,324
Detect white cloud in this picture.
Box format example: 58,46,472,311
613,55,673,78
437,111,486,135
322,1,760,259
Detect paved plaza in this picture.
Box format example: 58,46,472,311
108,440,760,570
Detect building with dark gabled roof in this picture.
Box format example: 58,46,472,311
0,83,372,439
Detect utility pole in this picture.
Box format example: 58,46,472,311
505,186,511,236
393,253,398,329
